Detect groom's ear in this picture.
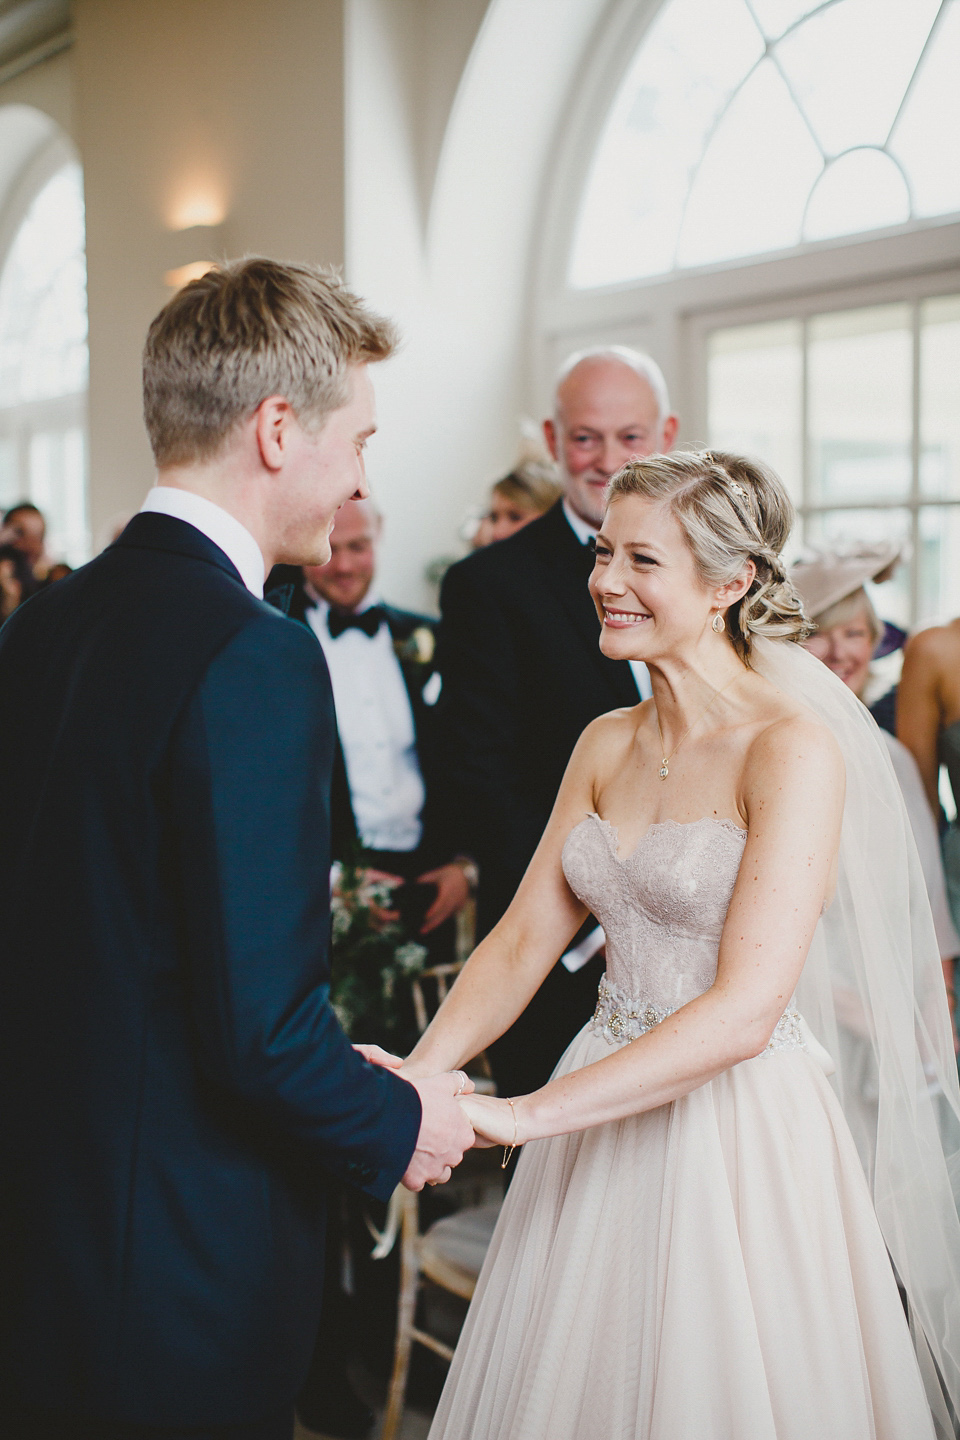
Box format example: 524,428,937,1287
255,396,296,473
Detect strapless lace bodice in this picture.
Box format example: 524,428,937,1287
562,811,747,1011
563,811,804,1055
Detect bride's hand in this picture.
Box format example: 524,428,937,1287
353,1043,404,1069
457,1094,522,1149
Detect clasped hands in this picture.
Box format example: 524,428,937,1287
353,1044,523,1191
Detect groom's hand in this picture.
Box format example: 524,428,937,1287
401,1072,476,1191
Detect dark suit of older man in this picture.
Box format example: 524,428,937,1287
436,500,641,1099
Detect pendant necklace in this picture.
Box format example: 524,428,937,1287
655,674,738,781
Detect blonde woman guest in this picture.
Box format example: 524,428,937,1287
393,452,960,1439
792,549,959,1032
471,461,563,549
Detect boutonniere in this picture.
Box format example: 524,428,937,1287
393,625,435,667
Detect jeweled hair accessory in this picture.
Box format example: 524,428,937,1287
728,481,748,499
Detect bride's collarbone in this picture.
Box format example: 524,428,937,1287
592,736,751,837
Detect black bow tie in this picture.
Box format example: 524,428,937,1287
327,605,385,639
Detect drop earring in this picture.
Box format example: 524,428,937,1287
712,610,725,634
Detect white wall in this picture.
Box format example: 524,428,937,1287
0,0,635,602
346,0,614,610
72,0,349,544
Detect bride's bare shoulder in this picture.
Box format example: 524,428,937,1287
569,701,650,776
579,701,649,749
742,688,844,799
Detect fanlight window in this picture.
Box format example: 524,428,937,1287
569,0,960,288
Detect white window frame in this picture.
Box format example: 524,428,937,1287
687,265,960,623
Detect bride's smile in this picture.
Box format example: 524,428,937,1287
599,604,650,627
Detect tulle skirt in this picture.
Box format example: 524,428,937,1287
428,1024,934,1440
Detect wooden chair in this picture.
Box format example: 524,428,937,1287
375,957,500,1440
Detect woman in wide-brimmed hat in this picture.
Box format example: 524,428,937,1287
791,545,959,1037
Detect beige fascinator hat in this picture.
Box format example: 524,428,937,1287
790,542,904,620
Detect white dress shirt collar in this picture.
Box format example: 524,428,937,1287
140,486,266,598
562,496,597,546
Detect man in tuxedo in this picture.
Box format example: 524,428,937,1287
0,258,473,1440
436,346,678,1100
279,498,475,1436
297,496,474,942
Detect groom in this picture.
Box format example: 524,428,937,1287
0,259,473,1439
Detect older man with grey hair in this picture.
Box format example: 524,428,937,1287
435,345,678,1105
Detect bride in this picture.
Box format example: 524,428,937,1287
399,451,960,1439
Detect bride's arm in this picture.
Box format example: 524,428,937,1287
400,718,624,1079
460,714,845,1148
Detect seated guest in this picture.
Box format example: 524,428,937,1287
792,547,959,1037
1,501,49,580
472,458,563,548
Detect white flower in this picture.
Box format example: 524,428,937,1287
362,879,396,909
395,941,428,975
410,627,435,665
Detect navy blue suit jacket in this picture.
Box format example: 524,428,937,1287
0,513,421,1428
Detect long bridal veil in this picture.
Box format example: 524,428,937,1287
753,637,960,1436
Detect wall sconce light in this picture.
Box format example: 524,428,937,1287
160,223,226,289
164,260,218,290
167,186,227,233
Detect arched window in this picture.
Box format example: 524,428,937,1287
0,159,89,565
539,0,960,628
570,0,959,290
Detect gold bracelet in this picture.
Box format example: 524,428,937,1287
501,1097,518,1169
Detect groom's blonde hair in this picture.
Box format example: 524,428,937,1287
143,257,398,467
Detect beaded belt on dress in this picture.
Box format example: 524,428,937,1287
591,974,806,1055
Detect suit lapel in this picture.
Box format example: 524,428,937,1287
384,608,434,732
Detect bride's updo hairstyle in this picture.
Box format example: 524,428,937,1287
606,450,813,662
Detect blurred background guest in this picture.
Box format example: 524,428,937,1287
1,502,49,581
285,496,475,951
0,542,38,621
792,548,959,1038
269,498,476,1438
471,456,562,549
792,543,905,732
898,615,960,948
436,345,677,1105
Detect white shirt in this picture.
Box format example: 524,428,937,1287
562,498,652,702
140,487,266,598
306,593,426,853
